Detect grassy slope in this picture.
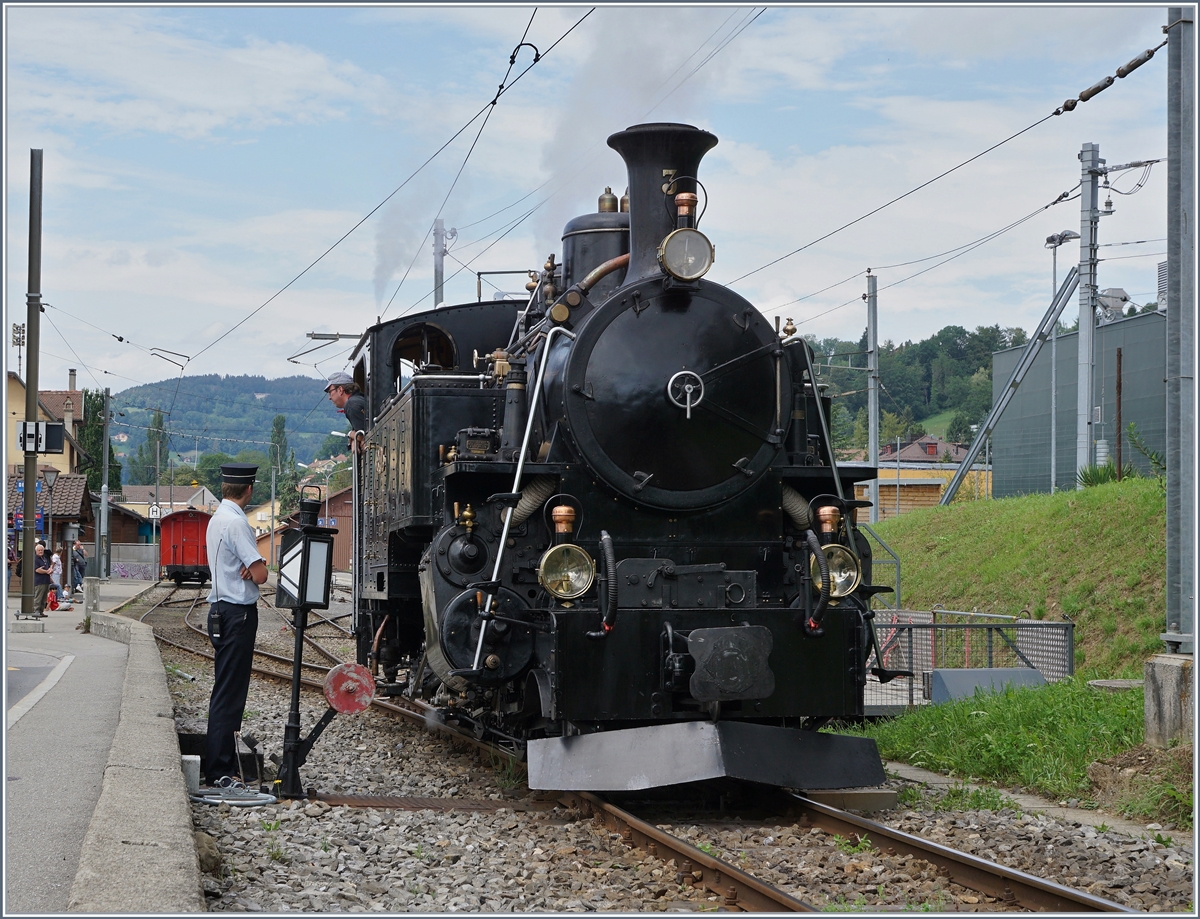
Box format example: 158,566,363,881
849,479,1189,826
869,478,1167,677
917,408,956,440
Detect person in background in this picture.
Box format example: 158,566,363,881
7,537,16,596
32,543,52,617
324,371,369,453
204,463,268,787
49,544,63,603
72,539,87,596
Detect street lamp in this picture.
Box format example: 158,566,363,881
1045,230,1080,493
42,468,58,560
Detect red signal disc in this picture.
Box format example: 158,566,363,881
323,663,376,714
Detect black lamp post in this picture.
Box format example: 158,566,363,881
42,468,58,556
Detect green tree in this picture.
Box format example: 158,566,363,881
851,406,869,450
195,452,232,494
234,448,270,495
78,389,122,492
946,412,975,444
270,415,301,515
314,432,348,461
126,410,167,485
279,449,300,516
328,460,352,497
829,402,855,458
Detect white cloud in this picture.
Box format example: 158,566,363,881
4,4,1173,392
6,8,386,139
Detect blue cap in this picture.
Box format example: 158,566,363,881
220,463,258,485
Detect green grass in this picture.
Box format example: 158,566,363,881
832,833,872,854
870,478,1166,677
837,676,1143,802
934,784,1015,812
918,408,958,441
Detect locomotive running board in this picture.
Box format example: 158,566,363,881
527,721,886,792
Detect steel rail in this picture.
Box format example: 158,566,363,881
137,584,184,623
178,601,333,675
259,595,348,667
156,609,516,765
558,791,816,912
787,794,1133,913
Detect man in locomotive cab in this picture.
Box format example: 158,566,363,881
325,371,369,453
203,463,269,788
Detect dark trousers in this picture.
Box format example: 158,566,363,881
205,600,258,784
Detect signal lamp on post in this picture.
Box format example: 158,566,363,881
275,487,373,798
275,487,335,609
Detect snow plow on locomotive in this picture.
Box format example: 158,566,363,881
347,123,900,791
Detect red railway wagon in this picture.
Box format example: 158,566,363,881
160,509,211,586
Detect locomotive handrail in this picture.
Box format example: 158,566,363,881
472,324,577,671
794,340,843,498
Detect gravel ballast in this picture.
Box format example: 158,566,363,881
148,591,1194,913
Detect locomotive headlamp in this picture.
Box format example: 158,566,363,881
538,543,596,600
810,544,861,598
658,228,715,281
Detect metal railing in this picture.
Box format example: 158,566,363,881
863,611,1075,713
860,523,900,610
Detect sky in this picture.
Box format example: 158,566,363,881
3,2,1175,406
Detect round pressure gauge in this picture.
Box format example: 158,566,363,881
657,228,715,281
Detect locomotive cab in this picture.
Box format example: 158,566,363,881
351,122,890,792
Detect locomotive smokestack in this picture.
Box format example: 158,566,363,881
607,123,717,285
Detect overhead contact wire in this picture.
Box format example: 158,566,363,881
731,36,1169,286
780,186,1079,314
191,8,593,365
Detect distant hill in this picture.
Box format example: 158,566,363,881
111,374,343,471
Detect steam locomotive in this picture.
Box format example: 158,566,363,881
346,123,896,791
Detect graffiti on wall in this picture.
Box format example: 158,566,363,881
112,562,157,580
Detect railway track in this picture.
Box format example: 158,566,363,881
135,583,1141,912
559,791,1135,912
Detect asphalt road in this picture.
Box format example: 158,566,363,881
5,633,127,914
7,650,57,707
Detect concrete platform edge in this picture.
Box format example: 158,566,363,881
67,610,206,913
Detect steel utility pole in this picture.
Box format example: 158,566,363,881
1164,6,1195,651
432,219,457,307
866,273,880,522
1045,230,1079,492
1076,143,1104,487
20,150,43,617
433,218,445,307
99,387,110,580
271,460,277,570
154,440,161,545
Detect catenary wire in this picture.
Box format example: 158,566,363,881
188,9,593,366
1097,251,1167,262
39,311,105,390
729,38,1169,286
777,186,1079,314
379,9,546,319
388,4,760,313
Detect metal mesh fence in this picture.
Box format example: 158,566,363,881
863,610,1074,713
